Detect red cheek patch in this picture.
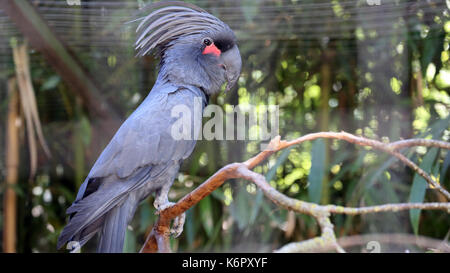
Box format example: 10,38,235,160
202,44,221,57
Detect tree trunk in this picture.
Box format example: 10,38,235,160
3,78,21,253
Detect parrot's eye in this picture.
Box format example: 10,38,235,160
203,38,213,46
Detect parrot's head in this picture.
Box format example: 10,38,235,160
135,2,242,95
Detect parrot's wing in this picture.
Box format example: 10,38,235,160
75,83,207,202
57,83,206,249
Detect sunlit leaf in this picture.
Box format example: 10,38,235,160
40,75,60,91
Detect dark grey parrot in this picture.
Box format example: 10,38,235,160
57,2,241,253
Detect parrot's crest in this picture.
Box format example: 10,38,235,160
135,1,234,57
134,1,241,96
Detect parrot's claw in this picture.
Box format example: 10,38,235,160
153,200,186,238
170,212,186,238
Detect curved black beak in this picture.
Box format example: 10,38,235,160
220,45,242,92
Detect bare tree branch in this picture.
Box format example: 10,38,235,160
140,131,450,253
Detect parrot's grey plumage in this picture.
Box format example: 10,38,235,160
57,1,241,252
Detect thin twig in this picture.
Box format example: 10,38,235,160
388,139,450,150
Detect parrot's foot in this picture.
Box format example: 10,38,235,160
153,200,175,213
153,200,186,238
171,212,186,238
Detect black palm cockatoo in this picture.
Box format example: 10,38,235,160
57,2,242,252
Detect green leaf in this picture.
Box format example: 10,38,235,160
79,115,92,146
308,139,326,203
440,152,450,187
184,209,195,248
210,188,225,201
41,75,60,91
429,116,450,139
199,196,213,237
409,147,439,235
420,29,445,77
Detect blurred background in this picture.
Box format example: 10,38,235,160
0,0,449,253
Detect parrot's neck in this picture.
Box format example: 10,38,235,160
153,73,210,107
156,66,211,104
